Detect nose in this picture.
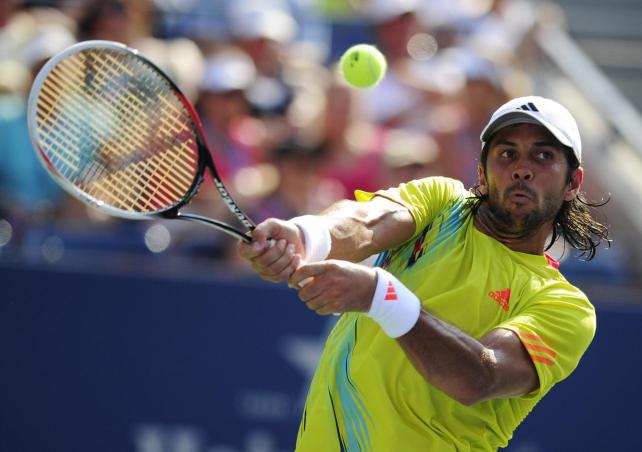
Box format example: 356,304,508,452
512,165,533,181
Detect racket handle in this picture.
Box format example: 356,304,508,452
173,213,251,242
170,213,277,247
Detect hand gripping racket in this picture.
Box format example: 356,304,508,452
28,40,256,243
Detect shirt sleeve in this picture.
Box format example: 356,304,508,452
355,177,469,237
496,285,596,398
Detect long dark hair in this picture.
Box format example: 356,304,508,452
468,143,611,260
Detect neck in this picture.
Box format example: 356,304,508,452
473,201,553,255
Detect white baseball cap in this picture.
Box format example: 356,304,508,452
199,49,256,93
23,25,76,68
480,96,582,163
228,6,297,43
359,0,418,24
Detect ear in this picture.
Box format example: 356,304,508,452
477,163,488,195
564,167,583,201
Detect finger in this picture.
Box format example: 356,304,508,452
302,292,337,316
274,253,302,283
297,277,325,302
251,219,284,248
315,303,339,316
238,228,271,260
289,261,327,288
262,244,298,281
236,239,254,259
253,219,279,240
253,239,289,270
303,292,325,310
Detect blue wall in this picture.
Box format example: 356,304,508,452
1,266,641,452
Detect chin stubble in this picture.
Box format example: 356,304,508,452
485,184,560,238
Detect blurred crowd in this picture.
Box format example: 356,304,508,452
0,0,573,271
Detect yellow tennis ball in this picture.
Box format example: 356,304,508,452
340,44,387,89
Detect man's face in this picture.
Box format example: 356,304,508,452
478,123,582,234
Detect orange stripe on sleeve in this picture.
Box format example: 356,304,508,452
517,331,545,342
530,355,555,366
523,342,557,358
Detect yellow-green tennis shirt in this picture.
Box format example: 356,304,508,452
295,177,596,451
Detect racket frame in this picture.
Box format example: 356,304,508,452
28,40,254,242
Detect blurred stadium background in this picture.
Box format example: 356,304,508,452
1,0,641,451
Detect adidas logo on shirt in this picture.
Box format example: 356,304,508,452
488,288,511,312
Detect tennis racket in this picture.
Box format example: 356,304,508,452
28,40,256,243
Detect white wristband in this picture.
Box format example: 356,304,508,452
367,268,421,338
289,215,331,263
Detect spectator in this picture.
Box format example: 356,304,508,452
446,49,510,186
354,0,426,128
380,128,444,187
77,0,132,43
0,25,75,220
226,0,297,118
253,139,339,221
196,48,260,183
317,79,387,198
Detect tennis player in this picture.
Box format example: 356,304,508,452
238,96,610,450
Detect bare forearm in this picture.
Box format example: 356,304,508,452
238,196,413,283
321,198,415,263
397,311,537,405
397,312,495,405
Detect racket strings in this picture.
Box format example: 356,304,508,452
42,58,154,178
35,48,200,213
78,52,196,207
40,58,187,211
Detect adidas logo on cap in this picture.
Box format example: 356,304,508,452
480,96,582,163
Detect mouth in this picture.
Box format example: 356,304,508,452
506,185,536,203
509,190,533,201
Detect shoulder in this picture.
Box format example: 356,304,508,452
517,277,596,342
373,177,470,211
401,176,469,198
355,177,471,239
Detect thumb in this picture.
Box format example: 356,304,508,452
257,218,304,249
251,219,282,248
251,221,273,246
238,219,279,259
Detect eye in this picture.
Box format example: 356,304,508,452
499,149,515,159
536,150,554,160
